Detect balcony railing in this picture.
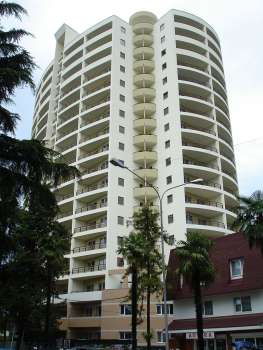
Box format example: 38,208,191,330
181,123,216,136
184,176,221,189
80,114,110,128
82,83,111,97
78,144,109,160
72,241,106,253
186,217,225,228
82,96,110,112
185,197,223,208
72,264,106,274
74,221,107,233
75,202,107,214
183,159,219,170
79,129,109,144
57,193,73,201
76,183,107,195
80,163,108,176
182,141,217,153
57,211,72,219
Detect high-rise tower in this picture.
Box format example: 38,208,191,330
32,10,238,346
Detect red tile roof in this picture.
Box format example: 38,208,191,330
168,312,263,331
167,232,263,300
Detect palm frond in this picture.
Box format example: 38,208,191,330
0,104,19,133
0,29,31,43
0,2,27,20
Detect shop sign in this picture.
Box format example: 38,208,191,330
186,331,215,339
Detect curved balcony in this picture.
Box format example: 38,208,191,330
186,216,226,237
133,102,156,117
71,263,106,275
75,202,107,216
133,150,157,164
183,158,220,174
134,205,159,213
133,33,153,47
134,47,154,60
134,134,157,147
133,118,156,132
134,73,154,88
133,87,155,102
181,123,216,143
133,60,154,74
134,168,158,181
132,22,153,34
73,222,107,235
134,186,157,200
130,11,157,26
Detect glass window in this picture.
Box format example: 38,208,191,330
120,79,125,87
120,51,125,59
160,23,165,31
118,196,124,205
168,214,174,224
119,142,124,151
156,304,173,314
119,109,125,117
161,36,165,43
234,296,252,312
118,177,124,186
161,49,166,56
167,194,173,203
121,26,126,34
163,91,168,99
119,125,125,133
164,107,169,115
117,257,124,267
166,157,171,166
164,123,169,131
230,258,244,279
165,140,170,148
117,236,123,246
120,304,132,315
120,331,131,340
120,38,125,46
163,77,168,84
120,65,125,72
120,94,125,102
118,216,124,225
203,300,213,315
166,175,172,184
162,62,167,70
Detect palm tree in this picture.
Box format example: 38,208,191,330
175,232,215,350
233,190,263,254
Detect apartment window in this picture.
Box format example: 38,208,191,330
120,51,125,59
166,157,171,166
156,304,173,315
118,216,124,225
119,109,125,117
120,79,125,87
161,36,165,43
160,23,165,31
119,125,125,134
117,257,124,267
162,62,167,70
166,175,172,184
164,107,169,115
168,214,174,224
119,95,125,102
234,296,252,312
161,49,166,56
165,140,170,148
120,65,125,72
121,26,126,33
164,123,170,131
119,142,125,151
203,301,213,315
157,331,166,343
120,331,132,340
120,38,125,46
186,212,193,224
230,258,244,279
120,304,132,315
163,91,168,99
118,177,124,186
163,76,168,84
118,196,124,205
167,194,173,203
117,236,124,246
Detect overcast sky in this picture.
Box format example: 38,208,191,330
9,0,263,196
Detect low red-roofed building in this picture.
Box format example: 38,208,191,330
166,232,263,350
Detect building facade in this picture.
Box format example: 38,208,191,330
167,233,263,350
32,10,238,346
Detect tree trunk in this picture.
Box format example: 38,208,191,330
44,270,52,349
131,266,137,350
146,286,151,350
15,323,24,350
194,275,205,350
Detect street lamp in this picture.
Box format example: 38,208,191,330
110,158,203,350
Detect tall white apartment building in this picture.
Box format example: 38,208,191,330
32,10,238,346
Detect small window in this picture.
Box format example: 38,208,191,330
120,79,125,87
161,49,166,56
118,177,124,186
118,196,124,205
120,304,132,315
164,107,169,115
120,51,125,59
164,123,170,131
234,296,252,312
119,125,125,134
161,36,165,43
120,331,131,340
163,91,168,99
168,214,174,224
203,301,213,315
166,175,172,184
230,258,244,279
166,157,171,166
121,26,126,34
120,94,125,102
117,236,124,246
167,194,173,203
117,257,124,267
119,142,125,151
160,23,165,31
119,109,125,117
156,304,173,315
120,65,125,72
163,77,168,84
118,216,124,225
120,39,125,46
165,140,170,148
162,62,167,70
